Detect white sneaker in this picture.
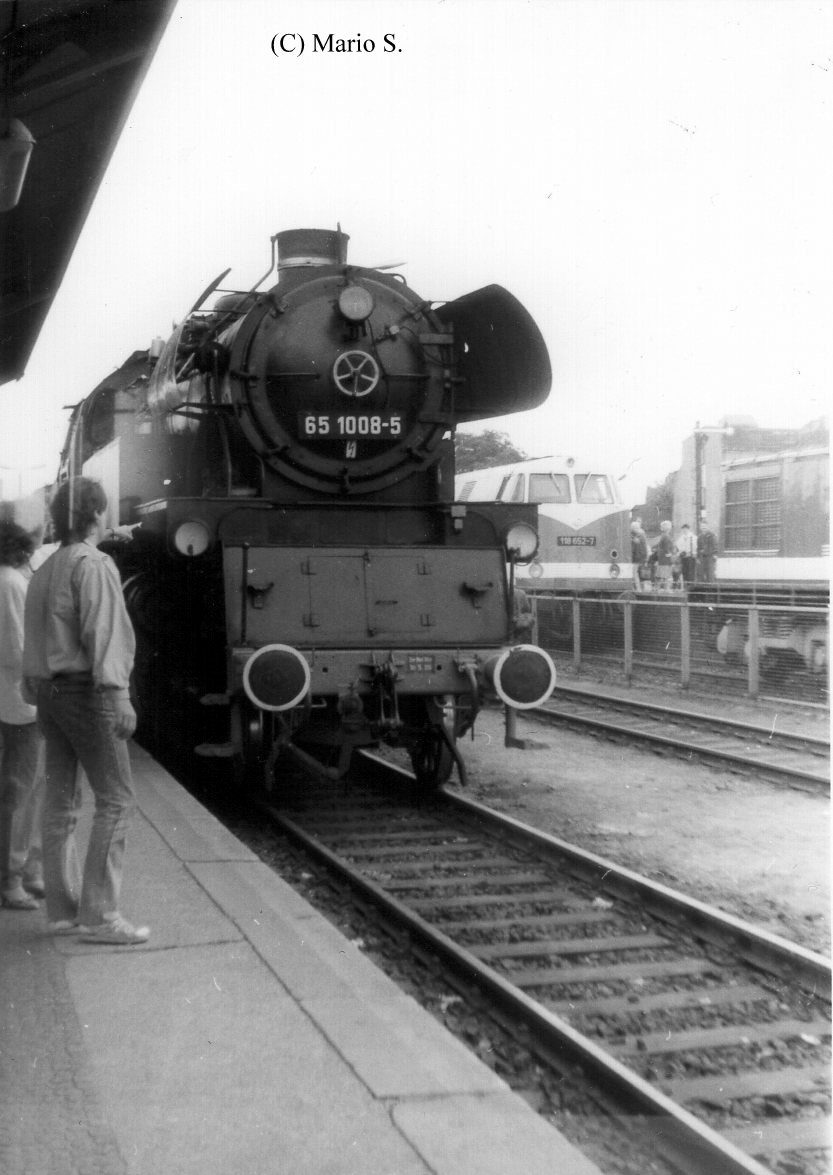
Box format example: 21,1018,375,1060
79,913,150,945
2,887,39,910
47,919,80,934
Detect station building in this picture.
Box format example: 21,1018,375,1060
673,417,829,578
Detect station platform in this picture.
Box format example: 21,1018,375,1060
1,743,602,1175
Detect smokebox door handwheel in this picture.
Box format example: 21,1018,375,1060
332,350,380,397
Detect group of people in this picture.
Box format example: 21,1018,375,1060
630,516,717,592
0,477,149,945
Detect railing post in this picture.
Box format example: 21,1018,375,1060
680,602,691,690
623,600,633,682
572,598,582,671
747,607,759,699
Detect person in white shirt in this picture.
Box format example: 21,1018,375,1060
0,521,42,910
7,526,58,902
676,523,698,586
23,477,149,945
630,518,650,591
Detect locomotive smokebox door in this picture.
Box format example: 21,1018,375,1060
225,228,460,496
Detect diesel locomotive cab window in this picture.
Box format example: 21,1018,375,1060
509,474,525,502
529,473,570,503
575,474,614,504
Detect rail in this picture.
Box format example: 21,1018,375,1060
257,767,831,1175
535,687,830,791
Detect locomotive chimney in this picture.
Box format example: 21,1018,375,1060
277,228,349,268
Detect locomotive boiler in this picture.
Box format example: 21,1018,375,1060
57,228,556,790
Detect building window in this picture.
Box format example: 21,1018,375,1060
724,477,782,550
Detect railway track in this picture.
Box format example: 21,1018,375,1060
260,765,831,1175
540,647,830,709
533,687,830,791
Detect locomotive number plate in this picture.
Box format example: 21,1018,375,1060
557,535,597,546
300,413,403,439
407,654,435,673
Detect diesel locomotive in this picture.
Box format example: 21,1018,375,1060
56,228,556,790
456,455,638,592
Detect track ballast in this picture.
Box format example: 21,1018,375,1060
258,762,830,1175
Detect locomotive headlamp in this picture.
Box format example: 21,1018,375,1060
172,519,212,557
338,285,374,323
504,522,539,563
608,562,621,578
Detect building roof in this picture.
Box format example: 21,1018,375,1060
724,446,829,470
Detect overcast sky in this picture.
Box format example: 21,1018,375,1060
2,0,831,501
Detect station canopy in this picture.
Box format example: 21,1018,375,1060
1,0,175,387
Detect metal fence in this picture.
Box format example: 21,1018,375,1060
533,593,829,706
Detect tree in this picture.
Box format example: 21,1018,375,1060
642,471,676,534
455,429,528,473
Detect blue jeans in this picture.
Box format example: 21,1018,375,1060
0,720,41,893
37,679,136,925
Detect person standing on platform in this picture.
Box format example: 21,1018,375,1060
698,518,718,584
630,519,650,591
22,477,150,945
677,523,698,586
653,520,676,590
511,586,536,643
0,521,42,911
9,526,59,897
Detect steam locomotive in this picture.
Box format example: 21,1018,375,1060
57,228,556,790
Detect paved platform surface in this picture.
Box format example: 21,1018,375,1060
0,743,602,1175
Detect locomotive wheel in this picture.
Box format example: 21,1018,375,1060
406,691,475,791
231,702,282,794
409,727,455,792
407,690,478,790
